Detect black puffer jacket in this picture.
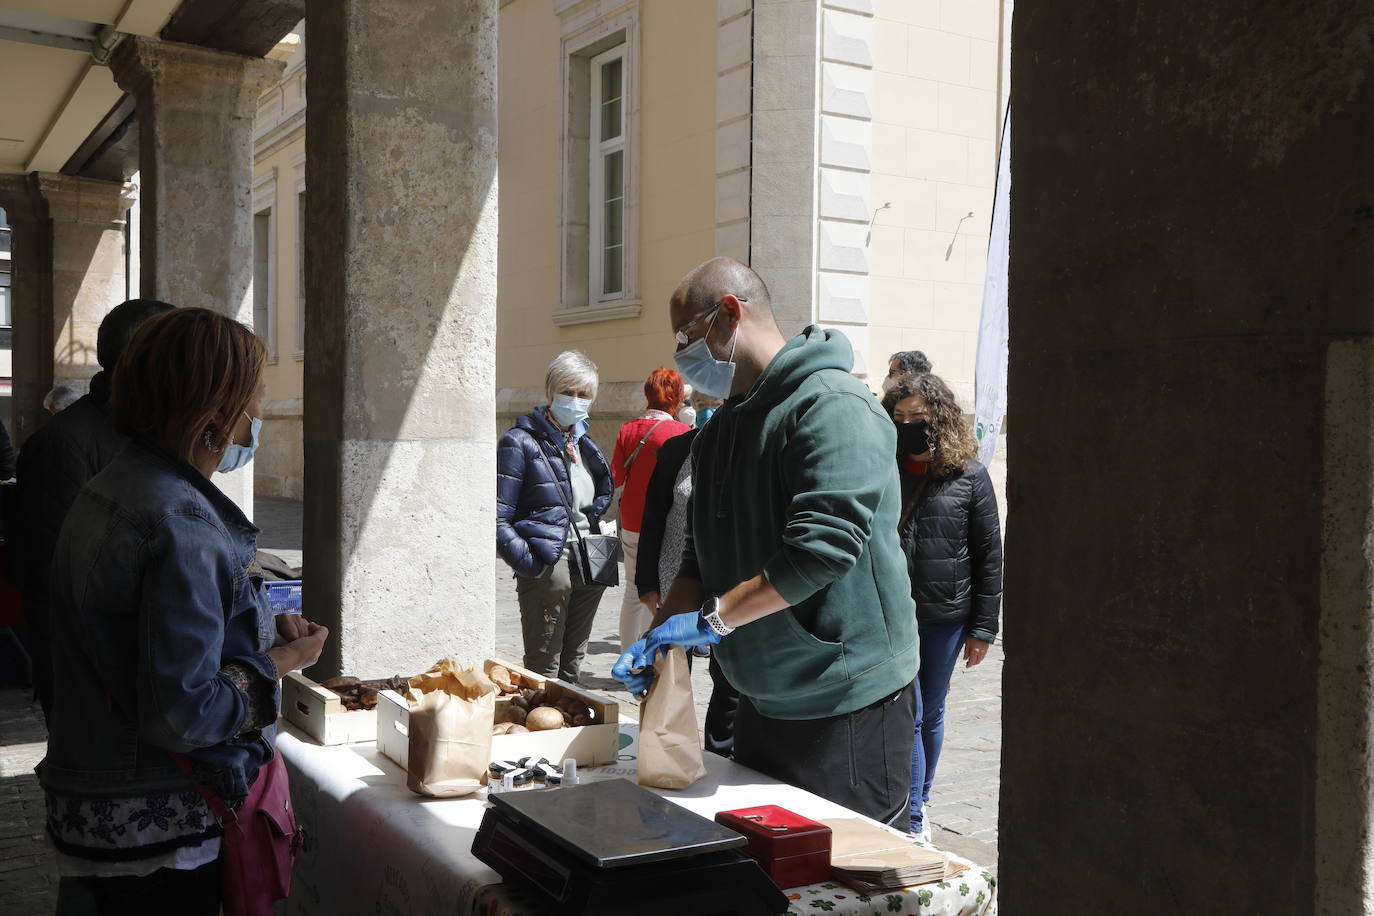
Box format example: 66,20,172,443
898,459,1002,641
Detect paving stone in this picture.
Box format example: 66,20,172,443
0,854,47,874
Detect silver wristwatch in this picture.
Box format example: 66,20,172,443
702,597,735,636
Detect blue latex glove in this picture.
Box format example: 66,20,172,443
611,611,723,694
611,639,656,696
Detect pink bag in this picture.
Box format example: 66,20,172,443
176,750,303,916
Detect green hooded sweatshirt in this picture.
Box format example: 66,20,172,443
682,326,918,719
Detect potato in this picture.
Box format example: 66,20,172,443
491,722,514,736
322,676,360,690
525,707,564,731
505,706,528,726
573,714,593,727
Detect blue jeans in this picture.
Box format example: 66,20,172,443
910,620,967,827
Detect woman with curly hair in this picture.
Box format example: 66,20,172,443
881,373,1003,840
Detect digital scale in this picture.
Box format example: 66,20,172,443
472,777,789,915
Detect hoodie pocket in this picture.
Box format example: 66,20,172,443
771,611,850,690
722,611,849,703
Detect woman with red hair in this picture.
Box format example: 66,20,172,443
610,368,692,653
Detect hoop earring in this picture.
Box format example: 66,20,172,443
203,425,223,454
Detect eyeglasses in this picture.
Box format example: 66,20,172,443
673,297,747,346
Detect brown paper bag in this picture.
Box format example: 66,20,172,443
404,658,496,797
637,647,707,789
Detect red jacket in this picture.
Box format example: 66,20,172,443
612,412,691,532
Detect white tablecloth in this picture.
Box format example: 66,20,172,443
276,721,996,916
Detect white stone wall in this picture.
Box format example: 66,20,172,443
741,0,1006,390
867,0,1003,406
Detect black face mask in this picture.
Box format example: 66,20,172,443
896,420,930,455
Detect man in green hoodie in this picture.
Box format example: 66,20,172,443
613,257,920,829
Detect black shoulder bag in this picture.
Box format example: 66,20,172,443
534,438,623,587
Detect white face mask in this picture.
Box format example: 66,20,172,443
673,307,739,400
881,375,900,394
217,413,261,473
549,394,591,428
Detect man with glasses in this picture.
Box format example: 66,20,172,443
614,257,920,829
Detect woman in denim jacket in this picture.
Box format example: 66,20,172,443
39,308,329,913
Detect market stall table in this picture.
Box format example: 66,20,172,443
276,721,997,916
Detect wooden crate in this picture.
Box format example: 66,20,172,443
376,657,620,771
281,672,379,746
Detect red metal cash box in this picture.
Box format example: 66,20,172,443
714,805,832,890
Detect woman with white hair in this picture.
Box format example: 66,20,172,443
43,383,83,415
495,350,614,683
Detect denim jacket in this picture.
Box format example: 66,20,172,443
38,441,279,804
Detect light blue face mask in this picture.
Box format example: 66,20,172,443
673,311,737,400
549,394,591,428
217,412,262,474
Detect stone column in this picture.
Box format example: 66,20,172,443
110,37,283,515
1003,3,1374,912
749,0,819,336
302,0,498,678
0,175,129,445
37,175,133,390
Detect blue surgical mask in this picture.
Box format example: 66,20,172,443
674,313,737,399
549,394,591,428
217,413,261,474
695,407,716,428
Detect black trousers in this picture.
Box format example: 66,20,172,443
56,861,220,916
732,681,917,832
704,653,740,758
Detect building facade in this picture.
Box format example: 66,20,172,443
250,29,306,498
250,0,1011,498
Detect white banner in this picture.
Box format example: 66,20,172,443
974,107,1010,467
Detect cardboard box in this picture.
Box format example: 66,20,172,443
376,658,620,771
281,671,379,746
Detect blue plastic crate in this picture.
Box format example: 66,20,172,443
264,580,302,615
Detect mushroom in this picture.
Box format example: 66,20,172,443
525,707,565,731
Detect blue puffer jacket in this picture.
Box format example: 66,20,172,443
496,409,614,578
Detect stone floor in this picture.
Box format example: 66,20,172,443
0,491,1003,912
0,688,55,914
